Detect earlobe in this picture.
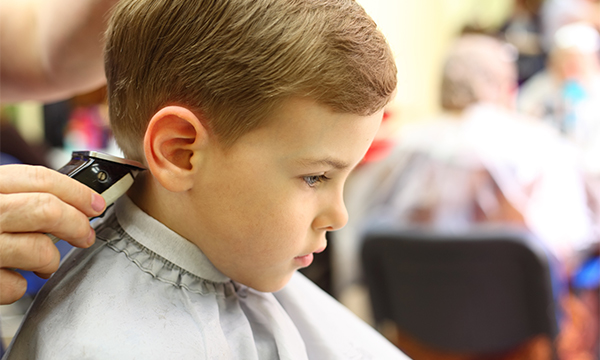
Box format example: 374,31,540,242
144,106,207,192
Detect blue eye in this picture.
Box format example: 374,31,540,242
303,174,330,187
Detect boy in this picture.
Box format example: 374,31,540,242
4,0,406,358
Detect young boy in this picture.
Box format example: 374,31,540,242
4,0,406,358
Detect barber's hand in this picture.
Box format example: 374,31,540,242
0,165,106,304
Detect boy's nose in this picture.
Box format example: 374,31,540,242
313,193,348,232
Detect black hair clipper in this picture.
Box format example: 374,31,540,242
50,151,145,243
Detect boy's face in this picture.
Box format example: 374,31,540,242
184,97,383,292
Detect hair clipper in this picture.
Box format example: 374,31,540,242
50,151,145,243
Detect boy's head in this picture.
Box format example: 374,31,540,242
105,0,396,292
105,0,397,162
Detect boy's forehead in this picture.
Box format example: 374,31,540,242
264,97,366,126
231,97,383,166
260,99,360,137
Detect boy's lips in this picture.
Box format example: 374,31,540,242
313,246,326,254
294,246,326,267
296,245,326,258
294,253,314,267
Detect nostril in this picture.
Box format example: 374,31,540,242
312,194,348,231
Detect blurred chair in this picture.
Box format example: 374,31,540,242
361,227,559,360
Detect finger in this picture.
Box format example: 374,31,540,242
0,192,95,247
34,270,54,280
0,233,61,274
0,269,27,305
0,164,106,218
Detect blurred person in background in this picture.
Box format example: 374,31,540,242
519,22,600,174
0,0,118,305
540,0,600,52
334,33,599,359
498,0,547,84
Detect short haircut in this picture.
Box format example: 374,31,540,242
441,34,516,111
105,0,397,161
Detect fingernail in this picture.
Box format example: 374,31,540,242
87,228,96,247
91,193,106,213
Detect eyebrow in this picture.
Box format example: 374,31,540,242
294,157,351,170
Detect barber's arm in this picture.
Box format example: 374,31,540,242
0,0,118,102
0,165,106,304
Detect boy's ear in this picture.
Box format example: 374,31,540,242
144,106,208,192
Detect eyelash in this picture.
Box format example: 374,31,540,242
303,174,330,188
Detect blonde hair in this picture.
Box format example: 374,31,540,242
105,0,397,161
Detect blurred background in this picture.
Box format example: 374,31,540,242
1,0,599,359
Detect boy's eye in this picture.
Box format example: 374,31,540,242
303,174,330,188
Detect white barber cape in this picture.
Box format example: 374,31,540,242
3,196,408,360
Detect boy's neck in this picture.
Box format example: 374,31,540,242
126,171,169,226
126,170,202,248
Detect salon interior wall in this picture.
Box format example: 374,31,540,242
358,0,514,132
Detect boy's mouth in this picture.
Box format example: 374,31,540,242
294,253,314,267
314,247,326,254
294,246,326,268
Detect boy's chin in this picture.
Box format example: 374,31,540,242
241,272,295,293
